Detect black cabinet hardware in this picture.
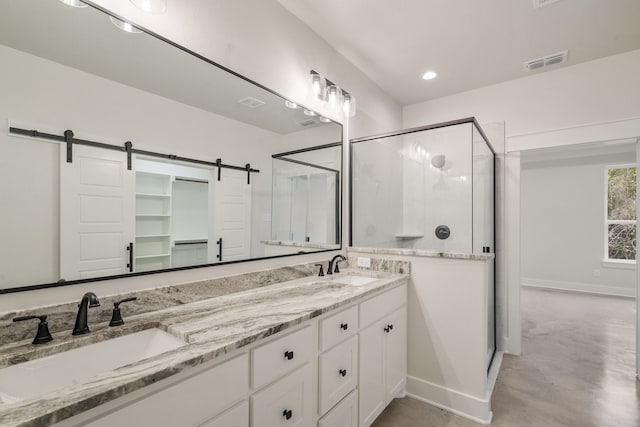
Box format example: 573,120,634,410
216,238,223,261
126,242,134,272
13,315,53,344
340,323,348,330
384,324,394,333
284,350,294,360
283,409,293,420
339,369,347,377
109,297,138,326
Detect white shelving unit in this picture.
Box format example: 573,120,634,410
135,172,172,272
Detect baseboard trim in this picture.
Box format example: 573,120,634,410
405,376,492,425
521,278,635,298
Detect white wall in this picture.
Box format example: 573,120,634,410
521,149,636,297
403,50,640,138
91,0,402,139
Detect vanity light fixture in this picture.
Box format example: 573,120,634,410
310,70,356,118
284,100,300,109
59,0,88,8
130,0,167,14
110,16,143,34
422,70,437,80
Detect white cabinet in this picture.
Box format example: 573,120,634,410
358,285,407,427
318,390,358,427
251,364,315,427
252,325,314,389
319,306,358,352
319,336,358,414
199,401,249,427
85,353,249,427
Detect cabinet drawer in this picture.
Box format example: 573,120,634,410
319,305,358,351
319,336,358,415
251,364,314,427
252,326,314,389
199,401,248,427
318,390,358,427
86,353,249,427
359,284,407,328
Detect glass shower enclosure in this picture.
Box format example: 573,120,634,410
350,118,494,255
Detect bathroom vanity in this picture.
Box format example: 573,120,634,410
0,267,408,427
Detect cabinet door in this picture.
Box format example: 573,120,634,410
251,364,314,427
318,390,358,427
319,336,358,414
384,306,407,399
358,320,385,427
199,401,248,427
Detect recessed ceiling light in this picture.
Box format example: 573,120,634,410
422,71,437,80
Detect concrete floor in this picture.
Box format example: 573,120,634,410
372,287,639,427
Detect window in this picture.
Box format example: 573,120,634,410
606,166,636,262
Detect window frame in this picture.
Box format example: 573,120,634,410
604,164,637,265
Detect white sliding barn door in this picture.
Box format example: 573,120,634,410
60,145,135,281
210,168,252,262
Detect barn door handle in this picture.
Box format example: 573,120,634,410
126,242,134,272
216,238,223,261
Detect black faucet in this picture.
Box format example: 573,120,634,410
72,292,100,336
327,254,347,275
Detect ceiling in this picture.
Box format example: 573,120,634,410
278,0,640,106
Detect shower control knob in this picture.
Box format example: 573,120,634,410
435,225,450,240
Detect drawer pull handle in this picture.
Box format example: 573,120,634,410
284,350,294,360
339,369,347,377
340,323,348,330
384,324,394,333
283,409,293,420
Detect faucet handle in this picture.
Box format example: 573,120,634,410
109,297,138,327
314,263,325,277
333,259,344,274
13,314,53,345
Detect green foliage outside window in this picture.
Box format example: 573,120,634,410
607,167,636,260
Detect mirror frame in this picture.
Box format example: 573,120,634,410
0,1,343,295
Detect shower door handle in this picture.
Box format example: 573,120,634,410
126,242,134,272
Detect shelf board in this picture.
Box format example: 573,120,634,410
136,234,171,238
136,214,171,218
135,253,171,259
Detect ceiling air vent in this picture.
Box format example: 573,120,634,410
524,50,568,71
533,0,562,8
297,119,317,127
237,97,266,108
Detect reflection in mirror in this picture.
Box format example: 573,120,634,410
0,0,342,292
266,145,342,256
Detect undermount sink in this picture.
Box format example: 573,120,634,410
0,328,186,404
331,274,378,286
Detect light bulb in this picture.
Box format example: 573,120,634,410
342,93,356,117
327,84,343,110
310,73,326,101
318,116,331,123
303,109,317,117
422,71,437,80
284,100,300,109
59,0,88,7
130,0,167,13
110,16,143,33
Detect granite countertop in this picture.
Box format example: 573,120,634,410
0,268,408,427
260,240,341,250
348,246,495,261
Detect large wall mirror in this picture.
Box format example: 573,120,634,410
0,0,342,293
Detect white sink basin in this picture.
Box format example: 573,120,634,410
331,274,378,286
0,328,186,404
